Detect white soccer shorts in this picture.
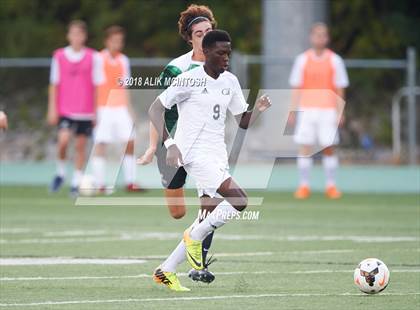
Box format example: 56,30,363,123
184,155,231,198
94,107,135,144
293,108,339,147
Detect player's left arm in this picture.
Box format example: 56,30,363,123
334,54,349,127
229,76,271,129
236,94,271,129
336,88,345,127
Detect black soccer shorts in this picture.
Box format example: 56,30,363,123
58,117,93,136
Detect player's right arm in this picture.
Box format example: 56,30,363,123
138,65,182,165
288,54,305,126
148,97,183,168
148,77,190,167
47,55,59,126
47,85,58,126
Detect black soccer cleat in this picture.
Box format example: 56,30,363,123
188,268,215,283
188,254,217,283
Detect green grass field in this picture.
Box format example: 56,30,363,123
0,186,419,309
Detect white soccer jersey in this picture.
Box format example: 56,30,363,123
159,66,249,164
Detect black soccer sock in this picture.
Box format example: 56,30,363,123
202,231,214,264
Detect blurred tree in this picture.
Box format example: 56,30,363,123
0,0,419,152
329,0,420,147
330,0,420,57
0,0,261,57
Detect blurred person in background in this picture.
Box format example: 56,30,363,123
289,22,349,199
92,25,143,193
48,20,104,196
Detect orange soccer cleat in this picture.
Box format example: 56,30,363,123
294,185,311,199
325,185,342,199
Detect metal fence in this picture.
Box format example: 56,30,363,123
0,48,418,163
229,47,418,164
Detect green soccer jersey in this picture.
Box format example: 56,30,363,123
159,50,203,133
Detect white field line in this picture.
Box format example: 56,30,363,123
0,274,152,281
42,230,108,237
99,251,275,260
1,292,419,307
75,197,265,206
1,232,418,244
0,250,354,266
0,258,147,266
0,252,274,266
289,269,420,274
134,250,357,257
128,249,352,259
2,269,419,282
0,228,32,234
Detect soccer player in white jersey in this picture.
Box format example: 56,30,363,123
289,22,349,199
138,4,216,219
138,4,218,283
149,30,271,291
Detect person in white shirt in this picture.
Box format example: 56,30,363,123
148,30,271,291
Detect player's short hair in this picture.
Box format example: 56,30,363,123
104,25,125,39
311,22,329,33
178,4,217,42
67,20,87,33
202,30,231,49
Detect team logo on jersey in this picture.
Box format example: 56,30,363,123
201,88,209,94
222,88,230,95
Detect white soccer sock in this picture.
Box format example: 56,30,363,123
323,155,338,187
56,160,66,178
160,217,200,273
71,170,83,188
297,157,313,187
123,155,135,185
190,200,239,241
161,240,186,273
92,156,106,188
